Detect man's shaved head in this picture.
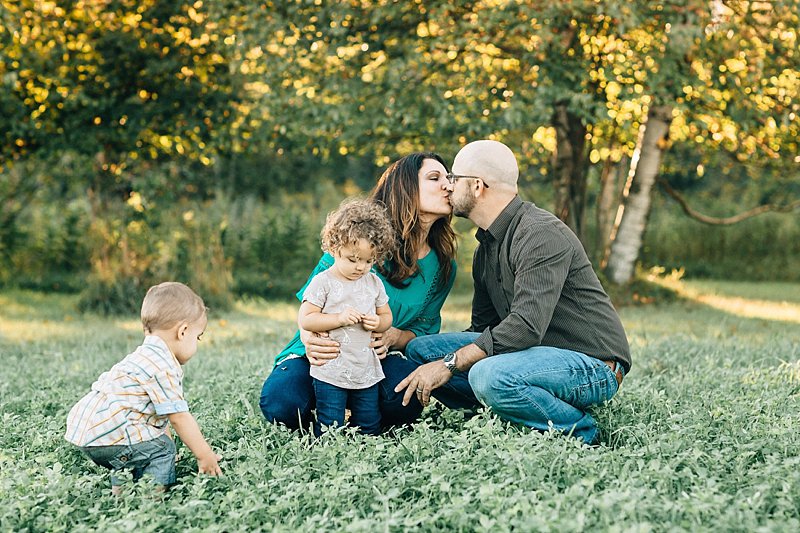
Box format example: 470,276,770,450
452,140,518,191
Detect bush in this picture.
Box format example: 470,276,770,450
78,196,234,315
1,198,91,292
641,197,800,282
224,185,342,299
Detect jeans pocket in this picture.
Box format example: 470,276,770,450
567,368,617,409
107,446,134,469
600,364,620,401
567,382,595,409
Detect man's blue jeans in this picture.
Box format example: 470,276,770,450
405,332,621,444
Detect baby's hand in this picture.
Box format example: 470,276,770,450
361,314,380,331
338,308,362,327
197,452,223,476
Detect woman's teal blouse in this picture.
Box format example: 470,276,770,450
273,251,456,367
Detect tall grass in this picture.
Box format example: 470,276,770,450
2,184,799,311
641,196,800,282
1,283,799,531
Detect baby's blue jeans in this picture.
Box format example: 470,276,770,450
80,433,176,486
312,379,381,437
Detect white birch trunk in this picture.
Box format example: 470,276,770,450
606,104,673,284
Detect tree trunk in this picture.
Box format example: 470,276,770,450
594,156,625,264
552,104,589,242
605,104,673,285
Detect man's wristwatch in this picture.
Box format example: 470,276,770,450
442,352,460,374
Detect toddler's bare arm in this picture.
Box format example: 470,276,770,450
168,412,222,476
299,301,361,331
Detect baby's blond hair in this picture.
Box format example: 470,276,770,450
141,282,206,334
321,198,396,263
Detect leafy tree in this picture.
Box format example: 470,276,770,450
1,0,242,309
606,0,800,283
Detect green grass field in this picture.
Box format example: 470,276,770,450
1,282,799,531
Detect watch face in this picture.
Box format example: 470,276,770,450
443,352,457,372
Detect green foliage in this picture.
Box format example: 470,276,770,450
1,286,800,530
642,197,800,282
597,268,680,308
2,0,798,306
77,194,233,314
2,0,240,170
223,195,322,300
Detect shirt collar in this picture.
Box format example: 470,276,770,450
143,335,182,369
475,196,523,243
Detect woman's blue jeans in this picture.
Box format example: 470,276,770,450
405,332,620,444
260,354,423,433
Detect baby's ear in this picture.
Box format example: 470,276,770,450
177,322,189,339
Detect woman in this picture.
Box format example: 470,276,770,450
259,152,456,431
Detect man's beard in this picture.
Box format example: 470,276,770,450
450,191,476,218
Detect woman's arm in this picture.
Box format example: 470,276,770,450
373,259,457,354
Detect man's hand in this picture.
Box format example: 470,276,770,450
197,452,223,476
361,314,380,331
337,307,362,327
300,330,340,366
395,360,453,407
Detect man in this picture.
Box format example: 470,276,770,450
396,140,631,444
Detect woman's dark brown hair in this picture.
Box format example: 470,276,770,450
369,152,456,288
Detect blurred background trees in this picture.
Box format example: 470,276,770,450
1,0,798,312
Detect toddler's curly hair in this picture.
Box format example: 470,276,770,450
321,198,396,263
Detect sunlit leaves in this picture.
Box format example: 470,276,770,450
2,0,797,181
1,0,240,175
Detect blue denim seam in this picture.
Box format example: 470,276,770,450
596,360,621,399
503,367,564,423
501,372,595,443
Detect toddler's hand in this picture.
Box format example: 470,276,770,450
197,452,223,476
338,308,362,327
361,314,380,331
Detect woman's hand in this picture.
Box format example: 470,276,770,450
370,331,388,359
300,329,340,366
370,327,404,359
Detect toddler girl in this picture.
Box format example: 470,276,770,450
298,198,396,436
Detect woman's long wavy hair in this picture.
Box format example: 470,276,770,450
370,152,456,288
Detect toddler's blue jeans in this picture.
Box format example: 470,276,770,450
261,354,422,432
80,433,177,487
312,379,381,437
406,332,621,444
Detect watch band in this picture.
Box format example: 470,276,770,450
443,351,460,374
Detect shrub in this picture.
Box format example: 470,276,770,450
224,185,341,299
641,198,800,282
78,196,234,315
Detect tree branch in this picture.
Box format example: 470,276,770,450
658,177,800,225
